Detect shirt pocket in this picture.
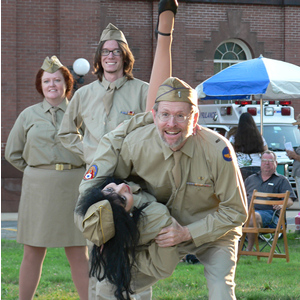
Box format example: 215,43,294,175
184,179,217,214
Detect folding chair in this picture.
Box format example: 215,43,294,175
238,189,290,263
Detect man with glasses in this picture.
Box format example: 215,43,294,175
78,77,248,300
58,23,149,166
58,23,149,300
244,150,296,251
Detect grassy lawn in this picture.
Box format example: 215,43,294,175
1,234,300,299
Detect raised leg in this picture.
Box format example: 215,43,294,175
146,0,178,111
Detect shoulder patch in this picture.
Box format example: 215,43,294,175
222,147,232,162
83,165,98,180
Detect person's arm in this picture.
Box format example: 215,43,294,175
273,176,297,210
286,149,300,161
273,197,294,210
5,112,27,172
134,202,180,281
74,117,154,233
155,218,192,247
190,144,247,247
77,125,136,201
262,136,268,151
58,92,85,160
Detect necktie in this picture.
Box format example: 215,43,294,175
49,107,59,126
102,82,116,115
172,151,182,188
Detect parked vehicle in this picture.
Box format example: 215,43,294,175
198,100,300,197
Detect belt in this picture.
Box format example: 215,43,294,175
34,164,83,171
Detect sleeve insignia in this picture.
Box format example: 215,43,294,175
83,165,98,180
222,147,232,162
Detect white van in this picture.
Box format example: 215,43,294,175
198,100,300,196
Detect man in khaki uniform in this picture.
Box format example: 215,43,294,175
58,23,149,300
78,77,248,300
58,23,148,165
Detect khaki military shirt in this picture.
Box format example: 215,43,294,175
79,113,248,248
58,76,148,165
5,98,84,172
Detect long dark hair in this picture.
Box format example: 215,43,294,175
93,41,135,81
77,177,148,300
234,112,264,154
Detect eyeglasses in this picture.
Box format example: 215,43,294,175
157,112,192,123
100,49,122,56
261,159,275,163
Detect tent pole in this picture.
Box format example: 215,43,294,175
260,96,263,135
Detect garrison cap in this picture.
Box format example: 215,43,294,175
99,23,128,44
155,77,198,106
82,200,115,247
41,56,63,73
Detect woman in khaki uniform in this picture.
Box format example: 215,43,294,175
5,56,89,300
77,178,179,300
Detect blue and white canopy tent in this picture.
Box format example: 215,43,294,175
196,55,300,133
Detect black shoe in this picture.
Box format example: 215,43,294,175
155,0,178,39
158,0,178,16
185,254,200,265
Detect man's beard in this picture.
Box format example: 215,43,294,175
156,126,185,151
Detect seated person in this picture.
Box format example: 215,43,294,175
76,177,180,300
244,150,296,251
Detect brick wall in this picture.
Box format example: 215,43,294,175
2,0,300,211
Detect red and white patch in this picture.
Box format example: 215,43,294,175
83,165,98,180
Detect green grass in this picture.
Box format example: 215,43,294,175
1,240,79,299
2,234,300,299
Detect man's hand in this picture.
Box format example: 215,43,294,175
273,204,282,211
155,217,192,247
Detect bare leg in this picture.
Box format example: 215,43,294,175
246,212,262,251
19,245,47,300
65,246,89,300
146,5,177,111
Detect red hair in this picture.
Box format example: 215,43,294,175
35,66,74,99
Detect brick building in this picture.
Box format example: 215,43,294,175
2,0,300,212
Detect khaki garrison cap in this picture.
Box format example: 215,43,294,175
41,56,63,73
155,77,198,106
82,200,115,247
99,23,128,44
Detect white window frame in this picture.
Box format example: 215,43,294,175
214,39,252,74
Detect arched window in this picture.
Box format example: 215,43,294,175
214,39,252,74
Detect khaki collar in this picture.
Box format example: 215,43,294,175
159,134,195,161
42,98,68,113
101,76,127,91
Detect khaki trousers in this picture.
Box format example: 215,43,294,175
91,231,239,300
178,231,240,300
